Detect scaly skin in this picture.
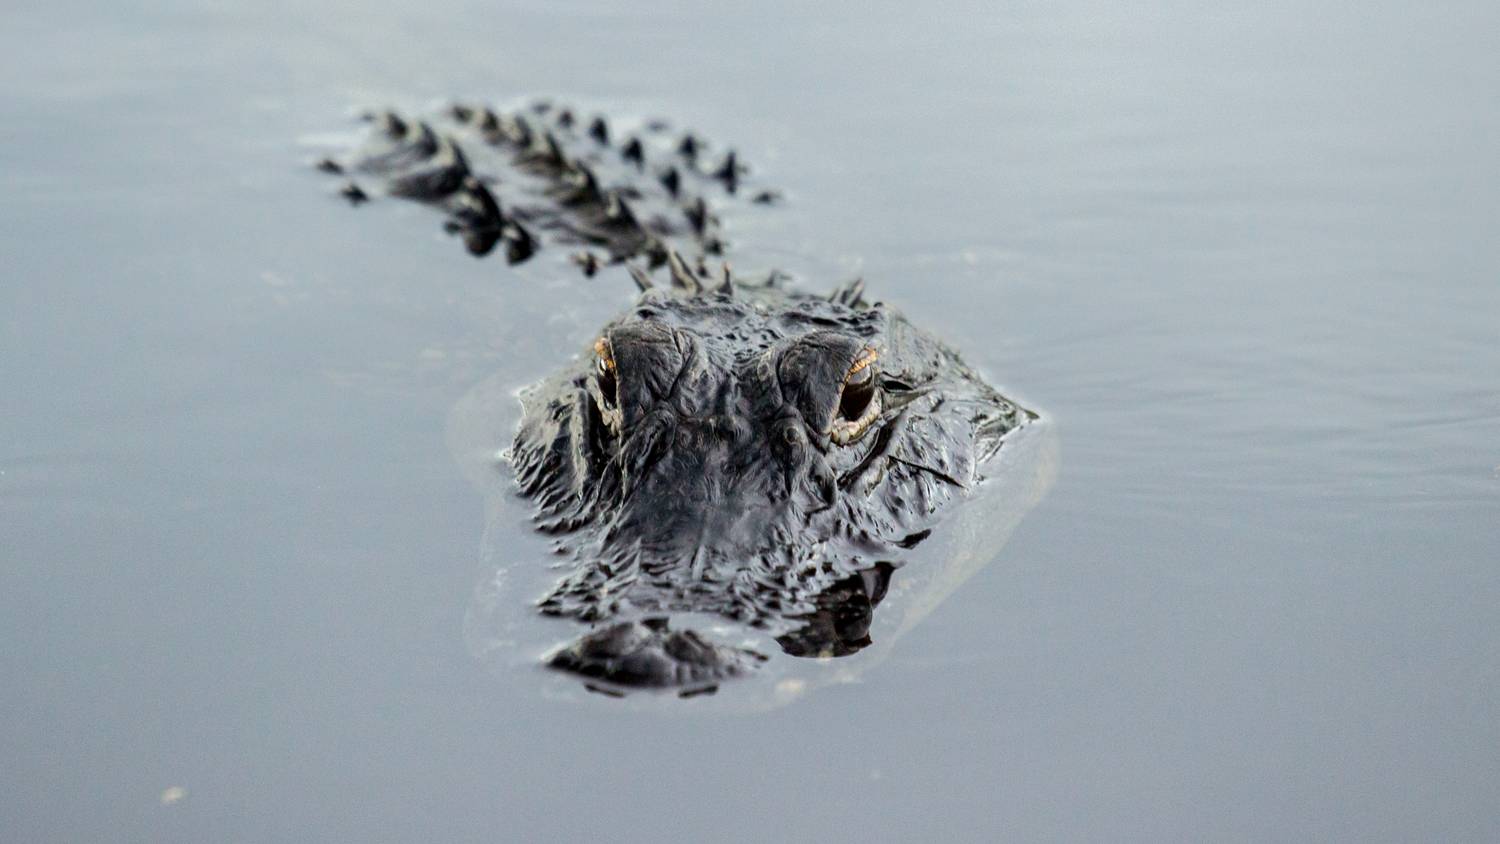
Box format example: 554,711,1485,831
318,101,776,269
512,271,1033,691
316,101,1036,696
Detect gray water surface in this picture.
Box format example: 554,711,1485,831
3,1,1498,841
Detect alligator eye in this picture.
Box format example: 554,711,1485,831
830,347,881,445
592,337,622,434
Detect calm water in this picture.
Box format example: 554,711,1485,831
3,1,1498,840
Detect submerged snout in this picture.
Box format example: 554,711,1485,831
547,617,767,693
544,559,898,693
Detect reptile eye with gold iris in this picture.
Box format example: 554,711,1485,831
830,347,880,445
592,337,622,434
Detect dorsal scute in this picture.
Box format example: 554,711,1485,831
320,100,780,279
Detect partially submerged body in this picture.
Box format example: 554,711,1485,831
317,100,772,268
316,101,1051,702
450,279,1054,706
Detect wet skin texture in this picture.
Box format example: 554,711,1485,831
318,101,773,270
513,274,1031,691
319,102,1035,694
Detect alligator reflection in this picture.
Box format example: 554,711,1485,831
559,563,896,699
776,563,895,659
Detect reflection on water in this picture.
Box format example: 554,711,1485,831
776,562,895,659
2,0,1498,840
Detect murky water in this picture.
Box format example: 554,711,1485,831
3,1,1497,840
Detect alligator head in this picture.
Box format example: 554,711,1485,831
312,101,1042,698
509,264,1034,693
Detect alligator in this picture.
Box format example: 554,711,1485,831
315,101,1052,702
314,100,775,270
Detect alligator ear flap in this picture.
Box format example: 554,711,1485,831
628,265,655,292
829,277,866,307
666,251,701,294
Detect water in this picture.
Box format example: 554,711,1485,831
3,1,1497,840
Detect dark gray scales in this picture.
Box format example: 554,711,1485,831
511,269,1034,690
312,99,1038,695
316,102,771,269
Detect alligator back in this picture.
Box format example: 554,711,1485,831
314,101,778,272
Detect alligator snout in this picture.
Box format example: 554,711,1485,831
546,618,767,695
